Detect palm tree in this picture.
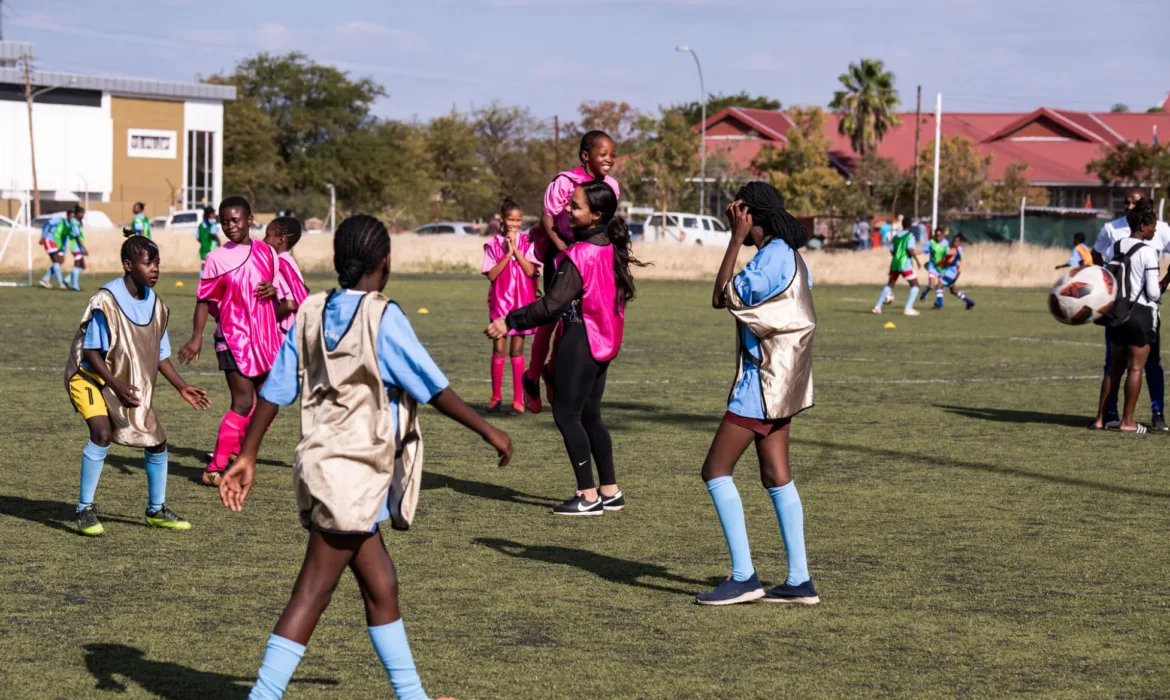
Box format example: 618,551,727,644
829,58,901,156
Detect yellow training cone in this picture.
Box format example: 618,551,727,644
417,308,429,315
175,281,184,287
883,321,896,329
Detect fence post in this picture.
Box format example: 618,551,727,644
1019,197,1026,243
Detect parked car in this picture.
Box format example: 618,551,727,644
627,221,644,242
32,210,115,230
152,210,264,232
641,212,730,246
414,222,476,236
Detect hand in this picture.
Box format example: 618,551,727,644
110,380,141,408
179,385,211,410
256,281,276,300
485,427,513,467
727,200,752,243
178,336,202,364
506,233,517,253
219,455,257,512
485,318,508,340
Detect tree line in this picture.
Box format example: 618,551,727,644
208,53,1165,229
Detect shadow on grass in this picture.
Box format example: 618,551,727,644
605,401,717,431
936,404,1089,428
102,447,288,487
0,496,144,534
423,472,559,507
474,537,719,596
83,643,337,699
797,438,1170,499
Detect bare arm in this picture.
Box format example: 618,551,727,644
219,398,280,511
178,301,210,364
159,358,211,410
713,201,752,309
541,213,568,252
485,254,510,282
83,348,140,408
513,244,537,278
277,299,298,321
430,387,512,466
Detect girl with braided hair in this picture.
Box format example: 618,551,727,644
220,214,512,700
696,181,820,606
487,181,641,516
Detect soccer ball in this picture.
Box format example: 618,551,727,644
1048,265,1115,325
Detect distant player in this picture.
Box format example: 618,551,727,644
265,216,309,336
196,207,221,272
483,198,540,414
1091,188,1170,430
64,236,211,535
125,202,152,239
65,206,88,292
935,233,975,310
38,210,71,289
872,215,922,316
919,225,950,304
1055,232,1092,270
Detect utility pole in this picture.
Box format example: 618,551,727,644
24,54,40,218
912,85,922,220
554,115,560,169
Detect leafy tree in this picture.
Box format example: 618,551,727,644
1110,103,1131,113
829,58,901,155
753,107,843,216
916,136,991,213
577,101,641,145
620,108,700,215
1087,142,1170,189
426,111,497,221
983,162,1049,211
208,89,283,205
851,153,911,217
472,102,548,213
676,92,781,127
1148,106,1167,113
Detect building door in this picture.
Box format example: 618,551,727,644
185,130,215,209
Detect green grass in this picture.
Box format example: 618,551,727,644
2,274,1169,699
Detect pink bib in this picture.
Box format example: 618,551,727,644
196,240,282,377
562,242,624,362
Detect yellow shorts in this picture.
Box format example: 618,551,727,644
69,369,108,421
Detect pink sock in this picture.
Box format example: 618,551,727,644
211,409,249,471
527,326,552,381
490,355,505,403
510,356,525,407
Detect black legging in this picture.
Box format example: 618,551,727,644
552,320,615,491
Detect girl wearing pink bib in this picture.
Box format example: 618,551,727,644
487,180,643,516
178,196,287,485
522,130,620,414
482,198,540,414
265,216,310,335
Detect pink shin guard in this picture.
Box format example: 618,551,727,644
510,356,525,406
490,355,505,403
210,409,250,472
527,325,552,381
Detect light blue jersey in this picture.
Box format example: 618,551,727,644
261,290,450,530
81,278,171,371
727,238,810,420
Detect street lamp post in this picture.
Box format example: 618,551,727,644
676,44,706,216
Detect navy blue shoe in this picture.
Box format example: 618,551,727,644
761,578,820,605
695,572,764,606
965,299,976,310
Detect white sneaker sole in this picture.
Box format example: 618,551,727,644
695,588,765,606
602,505,624,511
760,595,821,605
552,509,603,516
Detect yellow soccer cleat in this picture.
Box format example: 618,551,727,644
76,505,104,536
145,505,192,531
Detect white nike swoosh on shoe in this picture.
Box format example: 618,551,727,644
577,500,597,511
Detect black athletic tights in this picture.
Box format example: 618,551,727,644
552,320,615,491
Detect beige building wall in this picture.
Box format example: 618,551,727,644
87,97,185,225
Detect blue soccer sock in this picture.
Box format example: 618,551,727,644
70,267,82,288
78,441,109,512
705,476,755,582
876,285,893,309
41,263,56,284
144,448,168,512
55,263,64,285
369,619,428,700
906,287,920,311
1146,355,1164,413
250,634,305,700
767,481,810,586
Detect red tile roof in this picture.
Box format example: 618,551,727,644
698,105,1170,186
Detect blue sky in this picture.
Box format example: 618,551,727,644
9,0,1170,122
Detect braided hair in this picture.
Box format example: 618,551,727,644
580,181,647,310
121,234,159,263
735,181,809,249
579,130,613,174
269,216,303,249
334,215,390,289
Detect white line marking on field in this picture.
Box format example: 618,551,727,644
1005,336,1101,348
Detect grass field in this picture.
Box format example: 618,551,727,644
2,273,1169,699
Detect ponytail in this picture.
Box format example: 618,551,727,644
606,216,646,310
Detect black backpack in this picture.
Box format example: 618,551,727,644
1095,240,1147,327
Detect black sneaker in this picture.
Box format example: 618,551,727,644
551,493,603,516
1153,411,1169,431
77,505,104,536
600,490,625,511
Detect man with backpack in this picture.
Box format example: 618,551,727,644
1090,199,1162,433
1091,191,1170,429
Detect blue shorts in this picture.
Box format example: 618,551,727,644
939,267,960,286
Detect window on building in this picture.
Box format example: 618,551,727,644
185,130,215,209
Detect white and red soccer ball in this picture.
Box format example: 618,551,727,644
1048,265,1115,325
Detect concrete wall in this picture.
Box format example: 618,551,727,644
92,96,186,225
0,97,112,200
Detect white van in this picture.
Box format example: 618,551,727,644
642,212,730,246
